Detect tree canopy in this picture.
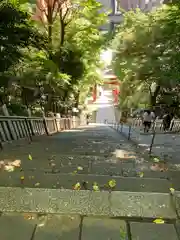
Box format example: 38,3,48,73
0,0,108,115
112,2,180,114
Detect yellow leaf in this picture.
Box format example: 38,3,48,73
74,182,81,190
93,182,100,191
153,218,165,224
139,172,144,178
28,154,32,160
170,188,175,194
77,166,83,171
108,179,116,188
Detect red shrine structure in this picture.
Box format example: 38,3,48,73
92,70,120,104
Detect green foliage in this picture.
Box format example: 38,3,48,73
0,0,107,115
112,3,180,111
0,1,46,73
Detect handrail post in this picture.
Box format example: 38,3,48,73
120,122,123,133
54,117,58,132
43,118,49,135
149,127,156,155
25,118,32,142
128,124,131,140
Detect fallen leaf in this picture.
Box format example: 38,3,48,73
24,214,34,220
108,179,116,188
28,154,32,160
138,172,144,178
170,188,175,194
21,176,25,180
153,218,165,224
93,182,100,191
73,182,81,190
77,166,83,171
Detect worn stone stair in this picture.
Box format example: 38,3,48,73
0,125,180,239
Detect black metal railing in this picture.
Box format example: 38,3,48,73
108,118,180,155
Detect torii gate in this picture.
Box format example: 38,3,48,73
92,74,120,104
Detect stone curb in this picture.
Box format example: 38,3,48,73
0,187,177,220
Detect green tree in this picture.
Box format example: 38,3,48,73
0,1,46,109
112,3,180,112
0,1,46,73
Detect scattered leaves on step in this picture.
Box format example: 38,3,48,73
77,166,83,171
170,188,175,194
28,154,32,161
73,182,81,190
108,179,116,188
93,182,100,191
153,218,165,224
35,182,40,187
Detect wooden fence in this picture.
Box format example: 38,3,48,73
0,116,80,148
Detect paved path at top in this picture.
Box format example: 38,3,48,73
95,90,115,123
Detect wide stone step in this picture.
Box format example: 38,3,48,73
0,172,171,193
0,187,176,221
0,212,178,240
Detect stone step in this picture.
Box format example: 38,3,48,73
0,212,179,240
129,222,179,240
0,187,176,220
0,171,171,193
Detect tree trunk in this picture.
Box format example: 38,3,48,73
60,19,65,46
47,6,53,59
74,91,80,108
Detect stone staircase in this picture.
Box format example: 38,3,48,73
0,124,180,239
